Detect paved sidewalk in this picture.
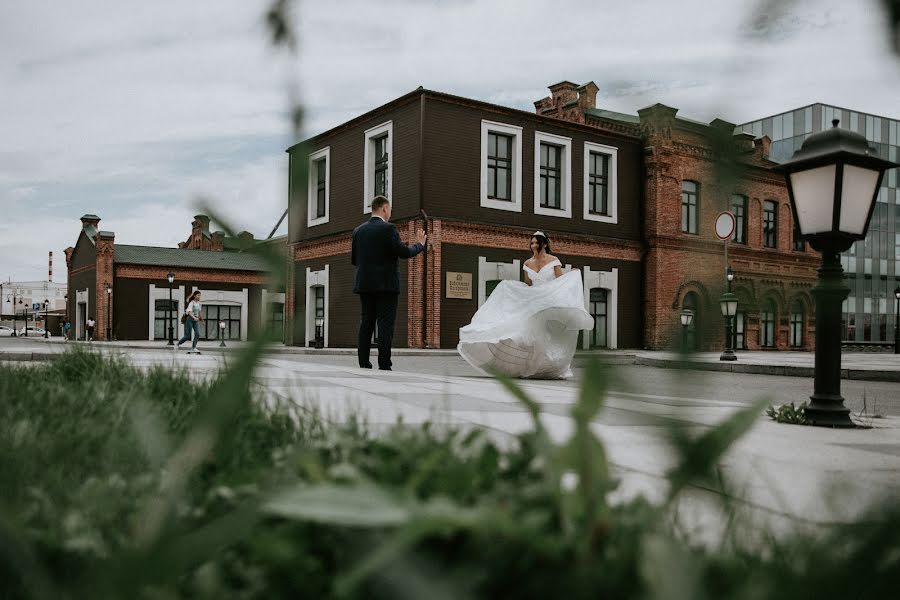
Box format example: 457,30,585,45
3,341,899,532
3,338,899,381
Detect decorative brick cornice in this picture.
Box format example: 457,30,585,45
441,220,642,262
115,264,268,285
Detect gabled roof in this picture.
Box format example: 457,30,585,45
114,245,270,272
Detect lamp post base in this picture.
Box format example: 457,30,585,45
719,350,737,361
806,395,854,428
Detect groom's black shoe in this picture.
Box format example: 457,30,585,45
360,363,372,369
379,367,392,371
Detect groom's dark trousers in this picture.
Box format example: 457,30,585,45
351,216,424,370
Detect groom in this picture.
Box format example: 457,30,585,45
351,195,426,370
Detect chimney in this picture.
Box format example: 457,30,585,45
754,135,772,161
49,251,52,282
576,82,599,111
211,231,225,252
80,214,101,241
548,81,578,107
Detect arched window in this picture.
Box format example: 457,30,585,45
589,288,608,348
790,301,804,347
760,299,776,348
682,292,700,351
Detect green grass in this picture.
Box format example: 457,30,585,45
1,347,899,599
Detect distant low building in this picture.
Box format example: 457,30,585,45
64,214,285,342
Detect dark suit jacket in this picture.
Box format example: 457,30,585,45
351,216,425,294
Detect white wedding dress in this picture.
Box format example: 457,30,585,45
457,259,594,379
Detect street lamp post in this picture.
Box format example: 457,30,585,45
106,283,112,341
219,320,226,347
679,309,694,352
894,286,900,355
727,270,737,350
167,272,175,345
719,291,738,361
776,119,899,428
43,299,49,338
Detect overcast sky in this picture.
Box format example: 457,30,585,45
1,0,898,284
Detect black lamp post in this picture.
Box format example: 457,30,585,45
894,285,900,355
219,320,226,347
719,291,738,361
106,282,112,341
43,299,49,338
727,270,738,350
679,309,694,352
775,119,899,427
167,272,175,345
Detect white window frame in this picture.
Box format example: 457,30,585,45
583,142,618,224
477,257,521,307
534,131,572,218
191,287,249,341
147,284,184,341
363,121,393,214
305,265,329,347
480,120,523,212
582,267,618,349
308,146,330,227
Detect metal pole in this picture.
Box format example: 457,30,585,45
44,302,48,338
895,294,899,355
808,249,853,427
167,283,174,345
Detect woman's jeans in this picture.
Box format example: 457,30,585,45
178,318,200,349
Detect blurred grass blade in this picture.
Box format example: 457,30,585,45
666,398,768,502
263,482,411,527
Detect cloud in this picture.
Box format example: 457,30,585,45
1,0,899,284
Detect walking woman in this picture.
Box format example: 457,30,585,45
176,290,204,352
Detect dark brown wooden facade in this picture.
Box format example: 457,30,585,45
287,88,644,350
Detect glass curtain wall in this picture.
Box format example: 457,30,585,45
741,104,900,344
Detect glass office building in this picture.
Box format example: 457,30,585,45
740,104,900,344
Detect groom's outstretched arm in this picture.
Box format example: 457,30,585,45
389,224,425,259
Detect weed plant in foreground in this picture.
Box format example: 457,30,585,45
0,347,899,599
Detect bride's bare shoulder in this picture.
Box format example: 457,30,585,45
546,254,559,263
523,257,535,268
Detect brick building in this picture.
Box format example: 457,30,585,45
286,83,820,352
537,82,820,351
287,86,644,350
65,214,285,342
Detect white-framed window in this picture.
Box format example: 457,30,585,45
305,265,329,347
363,122,392,213
534,131,572,218
480,120,523,212
308,146,330,227
583,142,618,224
477,257,521,307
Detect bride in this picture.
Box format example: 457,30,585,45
457,231,594,379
